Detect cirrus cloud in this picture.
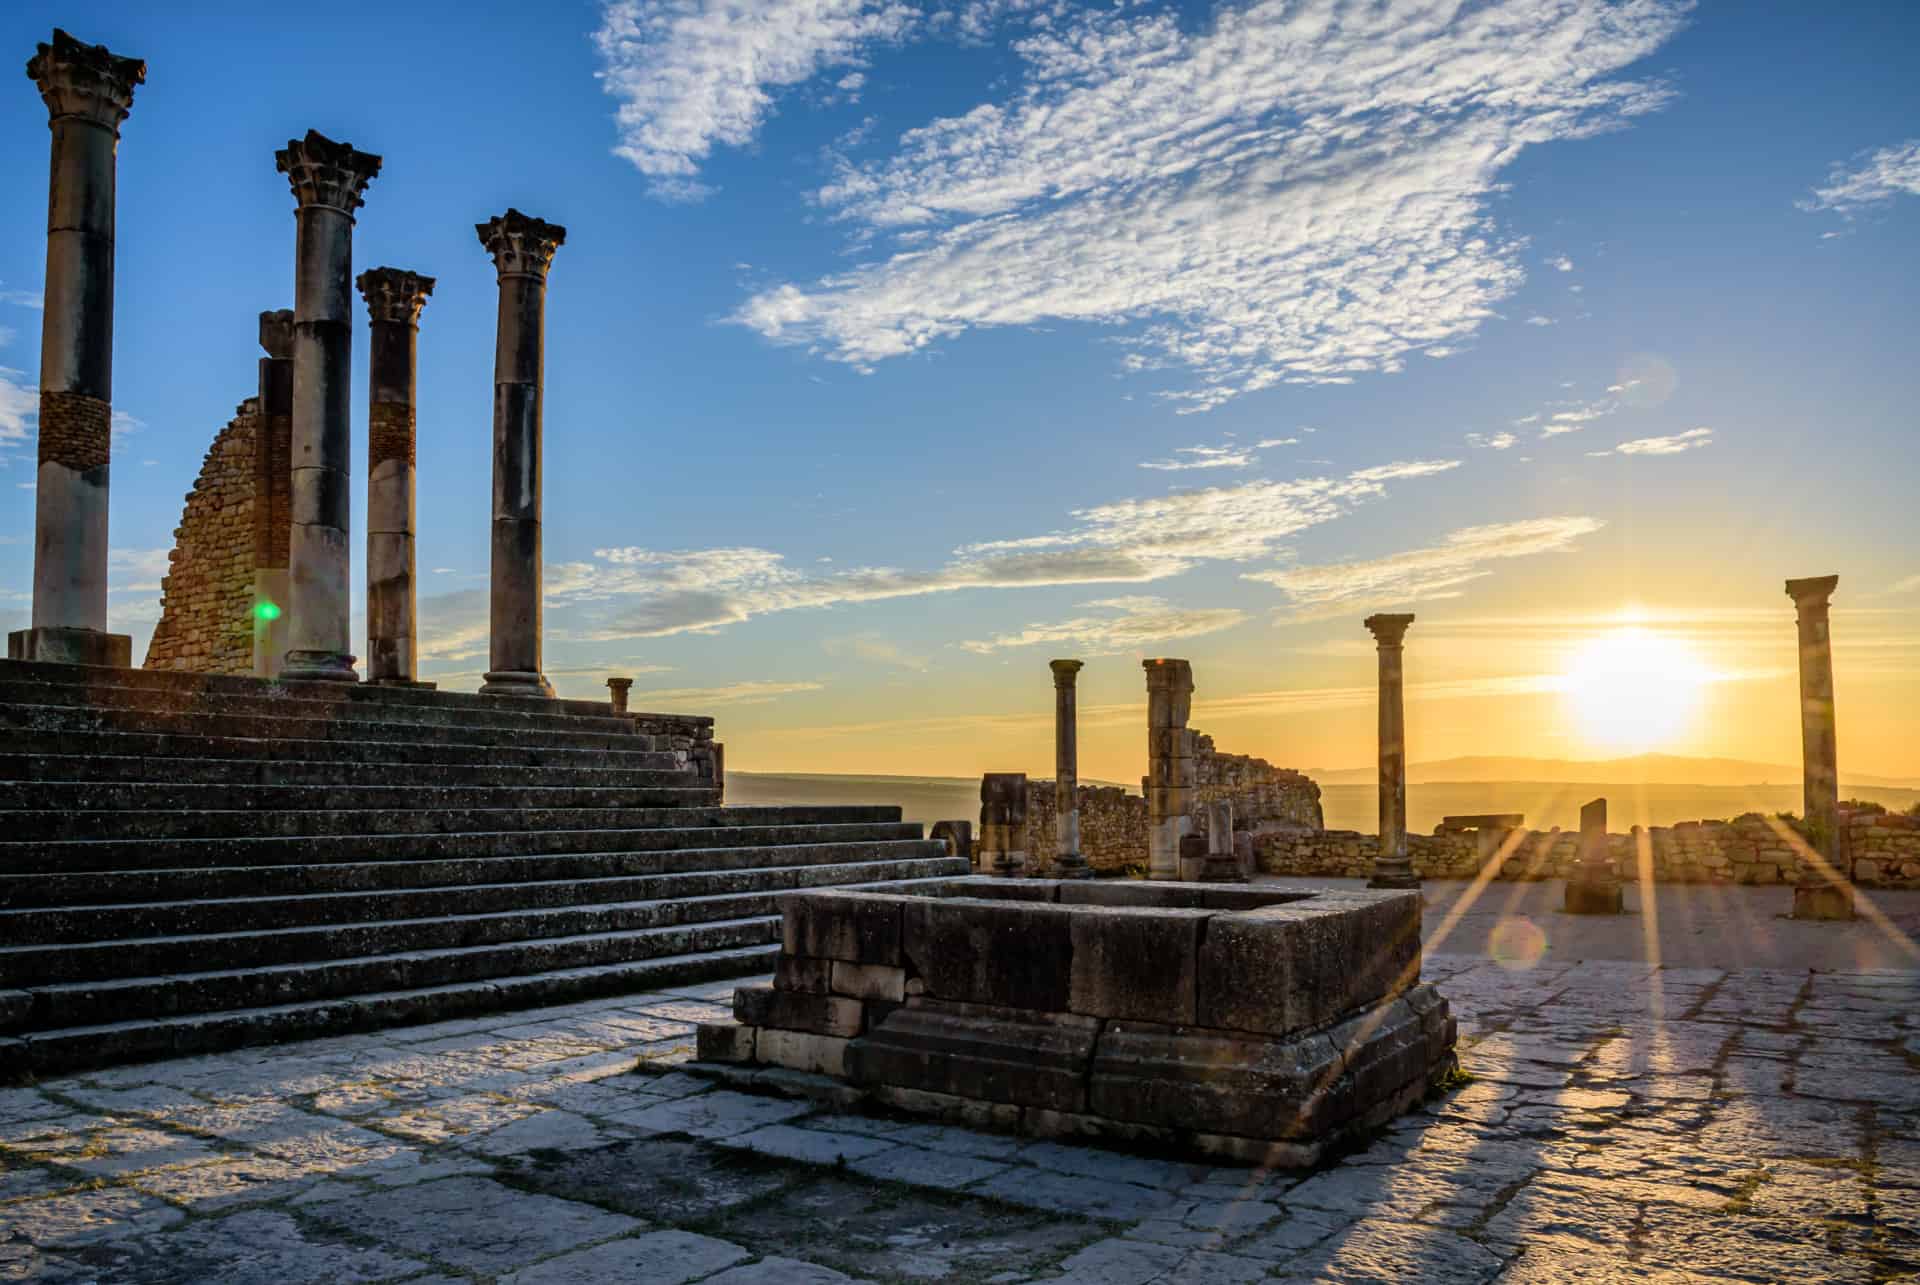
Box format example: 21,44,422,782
1799,139,1920,219
959,595,1247,655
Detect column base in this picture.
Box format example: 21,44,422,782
479,670,556,699
1791,884,1856,921
281,650,360,683
989,858,1027,879
1053,853,1093,880
1563,877,1624,915
8,627,132,668
370,678,438,690
1198,855,1247,884
1367,867,1421,891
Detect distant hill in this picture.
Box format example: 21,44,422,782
1309,754,1919,790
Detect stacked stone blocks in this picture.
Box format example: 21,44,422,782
144,401,261,674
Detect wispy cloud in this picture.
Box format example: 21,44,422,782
1883,574,1920,598
1247,517,1605,616
109,547,173,592
734,0,1686,410
1799,139,1920,218
1139,443,1254,471
959,594,1246,654
823,630,929,669
1346,459,1461,483
1588,426,1712,457
1523,314,1555,327
0,285,40,310
1548,255,1574,272
0,368,31,445
1466,431,1517,450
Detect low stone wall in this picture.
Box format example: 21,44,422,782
144,400,259,674
630,711,720,788
1189,732,1324,831
1255,811,1920,890
1023,783,1148,875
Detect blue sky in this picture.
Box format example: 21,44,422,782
3,0,1917,781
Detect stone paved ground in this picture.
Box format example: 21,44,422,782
3,882,1918,1283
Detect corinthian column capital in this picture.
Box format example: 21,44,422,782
26,29,145,133
356,268,435,327
276,129,381,215
1364,612,1415,648
477,209,566,280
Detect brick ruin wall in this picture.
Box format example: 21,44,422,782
143,400,259,674
1018,727,1324,875
1255,811,1920,891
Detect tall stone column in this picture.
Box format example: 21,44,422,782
357,268,434,686
1050,659,1090,878
10,30,144,669
276,130,380,682
476,210,566,698
1143,659,1194,881
1786,575,1852,920
1364,614,1419,890
251,310,293,677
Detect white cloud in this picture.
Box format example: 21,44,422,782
1588,426,1712,457
593,0,918,199
823,630,929,669
1523,315,1555,327
1466,431,1517,450
0,285,40,310
736,0,1686,409
1548,254,1574,271
0,368,31,445
1139,443,1254,471
1537,398,1616,437
1800,139,1920,218
631,679,825,705
1254,437,1298,449
1882,574,1920,598
109,547,173,592
564,459,1450,639
959,594,1247,654
1247,517,1605,616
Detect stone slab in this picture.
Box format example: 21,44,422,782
848,997,1101,1113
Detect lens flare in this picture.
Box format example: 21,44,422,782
254,600,281,622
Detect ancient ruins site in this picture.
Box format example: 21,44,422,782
3,12,1919,1285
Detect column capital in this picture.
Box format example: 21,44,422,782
258,309,294,360
276,129,380,216
1785,574,1838,615
1142,657,1193,692
356,268,435,327
1050,658,1084,686
26,29,144,133
1364,612,1415,647
477,209,567,280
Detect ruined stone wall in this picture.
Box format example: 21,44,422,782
1023,783,1150,875
1254,812,1920,890
144,400,259,674
1188,732,1324,831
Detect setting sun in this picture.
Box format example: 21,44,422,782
1562,627,1713,753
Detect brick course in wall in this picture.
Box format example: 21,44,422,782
143,400,260,674
36,389,112,473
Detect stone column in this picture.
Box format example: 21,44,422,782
276,130,380,682
9,31,144,668
251,310,293,677
357,268,434,687
607,676,632,714
980,773,1028,877
1200,798,1243,883
1565,796,1622,913
1050,659,1090,879
1364,614,1419,890
476,210,566,698
1786,575,1852,920
1143,658,1195,881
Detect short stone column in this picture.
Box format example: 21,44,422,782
1564,796,1623,913
607,676,632,714
1050,659,1090,879
1364,614,1419,890
980,773,1028,877
1143,659,1195,881
276,130,381,682
476,210,566,698
1787,575,1852,920
357,268,434,687
930,820,973,866
1200,798,1243,883
10,30,144,668
251,310,294,677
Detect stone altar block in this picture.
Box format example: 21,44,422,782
694,878,1456,1166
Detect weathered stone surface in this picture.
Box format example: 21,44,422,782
500,1230,749,1285
849,997,1100,1112
782,892,905,965
1088,1018,1343,1139
757,1028,851,1077
697,1021,757,1064
776,955,832,994
900,897,1075,1010
1197,891,1420,1037
830,961,905,1003
733,984,862,1038
1067,906,1206,1023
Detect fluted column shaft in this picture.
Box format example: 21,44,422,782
251,310,293,676
277,130,380,682
359,269,433,685
1051,659,1089,878
477,210,565,698
1365,614,1418,890
13,30,143,668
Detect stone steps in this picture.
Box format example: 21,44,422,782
1,941,781,1077
0,661,960,1074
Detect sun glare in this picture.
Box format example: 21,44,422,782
1562,627,1711,754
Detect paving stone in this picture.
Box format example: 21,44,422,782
125,1153,316,1211
1161,1249,1274,1283
613,1089,813,1139
499,1230,750,1284
0,1242,90,1283
717,1123,898,1166
845,1143,1009,1189
458,1108,614,1157
1269,1218,1507,1283
973,1166,1182,1221
1016,1140,1202,1190
701,1258,869,1284
54,1208,429,1284
1044,1236,1183,1283
3,1186,186,1246
501,1136,799,1222
302,1175,642,1274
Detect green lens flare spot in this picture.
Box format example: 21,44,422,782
255,601,282,622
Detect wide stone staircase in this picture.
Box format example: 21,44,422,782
0,659,965,1076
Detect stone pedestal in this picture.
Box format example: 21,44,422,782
1143,659,1194,881
930,820,973,866
277,130,380,682
1200,799,1243,883
606,676,633,714
17,30,144,669
357,268,433,687
980,773,1028,877
1786,576,1852,921
1564,796,1623,914
251,310,294,677
476,211,565,699
1364,614,1419,890
1050,659,1090,879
